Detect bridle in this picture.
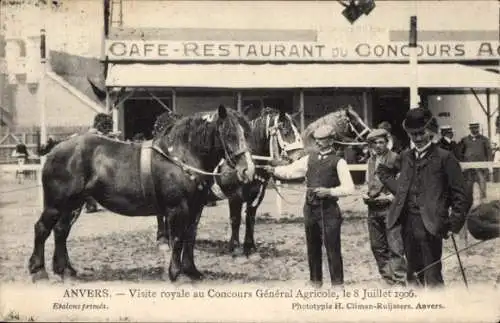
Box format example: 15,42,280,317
330,108,372,146
150,120,249,177
217,124,249,169
265,113,304,160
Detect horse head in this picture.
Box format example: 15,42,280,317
303,105,372,153
255,107,306,163
212,105,256,184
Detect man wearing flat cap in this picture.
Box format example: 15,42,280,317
376,107,469,287
264,124,355,287
458,122,492,202
438,125,460,159
363,128,406,286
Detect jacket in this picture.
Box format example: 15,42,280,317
376,144,469,237
365,150,399,207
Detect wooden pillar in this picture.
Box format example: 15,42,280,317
409,16,419,109
105,87,111,114
486,88,491,140
362,90,369,126
171,89,177,113
299,89,305,133
112,99,119,134
237,91,242,112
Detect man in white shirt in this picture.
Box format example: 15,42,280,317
264,125,355,287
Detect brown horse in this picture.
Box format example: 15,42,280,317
28,105,255,282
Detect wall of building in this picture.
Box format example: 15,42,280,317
428,92,499,145
175,91,236,115
14,76,98,129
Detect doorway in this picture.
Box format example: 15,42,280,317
124,99,169,140
372,89,410,149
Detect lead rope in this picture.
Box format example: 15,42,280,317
152,145,226,177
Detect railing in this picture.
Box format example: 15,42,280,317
3,162,500,176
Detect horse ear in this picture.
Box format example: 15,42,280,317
218,105,227,119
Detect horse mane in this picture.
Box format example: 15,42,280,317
160,107,252,161
302,107,352,152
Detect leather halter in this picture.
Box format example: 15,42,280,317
265,113,304,159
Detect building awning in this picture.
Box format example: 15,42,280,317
106,63,499,89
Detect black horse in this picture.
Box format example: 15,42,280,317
154,106,306,256
28,105,256,282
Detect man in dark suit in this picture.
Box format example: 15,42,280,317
376,107,469,287
458,122,492,202
438,125,460,159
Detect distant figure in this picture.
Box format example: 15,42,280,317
12,143,29,183
458,122,492,202
377,121,402,153
493,143,500,183
437,125,460,159
38,136,59,156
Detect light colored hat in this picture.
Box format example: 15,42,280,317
313,125,335,139
366,128,389,142
469,122,480,128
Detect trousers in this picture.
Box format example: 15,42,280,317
368,206,407,285
401,207,444,287
303,201,343,286
464,169,487,200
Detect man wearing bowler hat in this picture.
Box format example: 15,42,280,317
264,125,355,287
458,122,492,202
376,107,469,287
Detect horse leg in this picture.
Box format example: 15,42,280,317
243,205,258,257
181,207,204,280
243,183,267,256
167,237,183,282
52,205,82,280
156,215,170,247
28,206,62,281
228,198,243,255
166,205,187,282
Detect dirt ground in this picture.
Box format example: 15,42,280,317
0,173,498,286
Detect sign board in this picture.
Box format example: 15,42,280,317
105,40,500,62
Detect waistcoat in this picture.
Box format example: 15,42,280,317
305,151,341,205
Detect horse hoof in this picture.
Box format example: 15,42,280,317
64,267,78,278
31,270,49,283
243,243,257,257
231,247,244,258
168,266,181,282
183,269,204,281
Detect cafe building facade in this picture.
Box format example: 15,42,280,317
104,0,499,143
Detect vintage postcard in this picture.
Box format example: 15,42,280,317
0,0,499,322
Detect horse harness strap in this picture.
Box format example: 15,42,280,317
140,140,162,214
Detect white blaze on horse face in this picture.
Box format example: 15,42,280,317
235,124,255,183
202,113,215,122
